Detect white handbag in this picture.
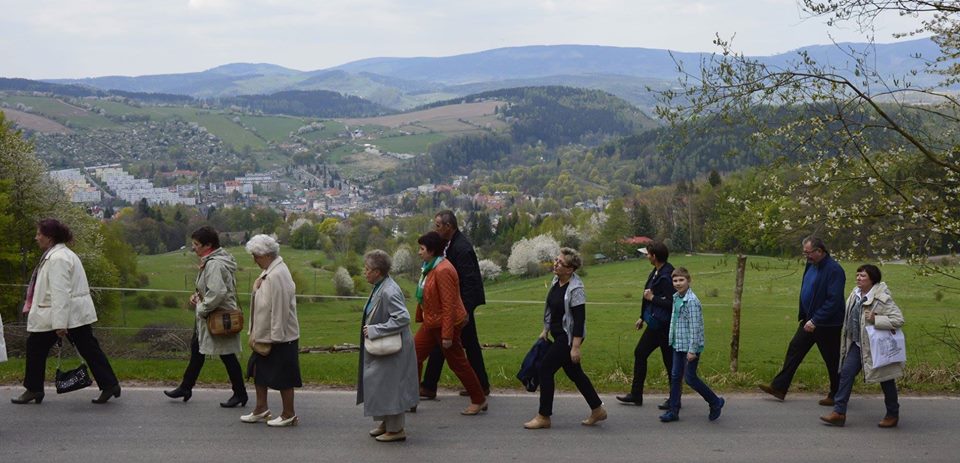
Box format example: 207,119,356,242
363,293,403,356
866,325,906,369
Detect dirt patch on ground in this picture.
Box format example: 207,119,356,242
341,101,502,128
1,108,72,134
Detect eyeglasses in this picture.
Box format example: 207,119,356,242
433,221,448,229
802,248,822,256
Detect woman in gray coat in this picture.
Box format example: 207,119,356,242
164,226,247,407
357,249,419,442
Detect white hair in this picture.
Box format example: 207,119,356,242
245,234,280,257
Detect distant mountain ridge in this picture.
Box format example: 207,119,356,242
38,39,943,110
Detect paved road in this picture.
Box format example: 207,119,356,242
1,386,957,462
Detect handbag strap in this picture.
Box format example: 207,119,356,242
55,336,82,369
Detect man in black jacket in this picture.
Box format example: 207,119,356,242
420,210,490,398
616,241,674,408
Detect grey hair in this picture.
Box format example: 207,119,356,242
245,234,280,257
559,247,582,271
364,249,392,275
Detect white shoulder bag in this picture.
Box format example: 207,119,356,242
364,291,403,356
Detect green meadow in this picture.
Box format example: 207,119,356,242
2,250,957,394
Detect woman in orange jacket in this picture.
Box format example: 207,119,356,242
413,231,488,415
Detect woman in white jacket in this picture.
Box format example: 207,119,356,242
11,219,120,405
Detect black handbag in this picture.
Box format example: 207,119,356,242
55,339,93,394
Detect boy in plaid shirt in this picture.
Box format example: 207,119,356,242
659,267,725,422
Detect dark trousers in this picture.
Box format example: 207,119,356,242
180,332,245,394
770,322,841,397
667,350,720,414
421,306,489,391
24,324,119,392
629,325,673,396
833,343,899,417
538,332,602,417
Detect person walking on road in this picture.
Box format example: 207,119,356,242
358,250,419,442
523,248,606,429
164,226,247,408
241,234,301,427
760,236,845,406
820,264,904,428
12,218,121,405
617,242,675,409
420,210,490,399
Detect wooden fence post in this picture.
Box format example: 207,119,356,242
730,254,747,372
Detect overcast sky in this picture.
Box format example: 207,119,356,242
0,0,927,79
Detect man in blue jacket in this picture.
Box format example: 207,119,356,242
760,236,845,405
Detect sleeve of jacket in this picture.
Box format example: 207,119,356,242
872,296,905,331
449,239,485,308
47,256,73,330
650,274,674,310
196,262,228,318
367,282,411,339
438,267,462,340
687,298,705,354
268,268,297,341
811,263,846,326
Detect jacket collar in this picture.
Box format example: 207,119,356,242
258,255,284,278
551,272,584,291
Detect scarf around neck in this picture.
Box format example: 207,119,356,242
416,256,444,304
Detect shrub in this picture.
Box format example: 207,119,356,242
136,294,159,310
333,266,355,297
161,295,179,308
478,259,502,281
392,245,416,276
507,234,560,276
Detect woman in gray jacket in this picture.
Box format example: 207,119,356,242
240,234,301,426
164,226,247,407
357,249,419,442
820,264,905,428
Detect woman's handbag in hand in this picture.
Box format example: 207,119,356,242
54,339,93,394
364,333,402,356
866,325,907,369
252,342,272,356
207,308,244,336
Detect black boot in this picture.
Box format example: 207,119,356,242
164,386,192,402
220,390,248,408
616,392,643,406
92,384,121,404
11,390,45,404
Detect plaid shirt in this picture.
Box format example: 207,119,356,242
668,289,705,354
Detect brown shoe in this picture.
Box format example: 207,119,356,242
375,430,407,442
419,386,436,400
461,401,488,415
581,406,608,426
818,396,835,406
878,416,899,428
758,384,786,401
819,411,846,426
524,414,551,429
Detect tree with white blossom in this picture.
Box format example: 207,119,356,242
507,234,561,276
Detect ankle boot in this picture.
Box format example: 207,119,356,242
582,405,608,426
220,391,248,408
92,384,121,404
11,390,45,404
164,386,192,402
819,411,846,426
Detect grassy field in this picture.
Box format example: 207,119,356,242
1,95,119,129
375,133,448,154
238,115,307,142
2,251,957,394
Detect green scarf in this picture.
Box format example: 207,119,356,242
416,256,444,304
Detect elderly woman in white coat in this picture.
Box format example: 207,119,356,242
164,226,247,407
12,218,121,405
240,234,301,427
358,249,419,443
820,264,905,428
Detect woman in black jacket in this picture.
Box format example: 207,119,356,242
616,242,675,409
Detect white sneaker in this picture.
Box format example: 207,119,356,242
240,409,272,423
267,415,299,427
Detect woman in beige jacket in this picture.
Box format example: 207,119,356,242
12,218,120,405
240,234,301,427
820,264,905,428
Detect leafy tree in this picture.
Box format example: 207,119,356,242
332,266,355,297
630,203,656,238
658,1,960,270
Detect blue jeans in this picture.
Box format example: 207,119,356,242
833,343,899,417
667,350,720,413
